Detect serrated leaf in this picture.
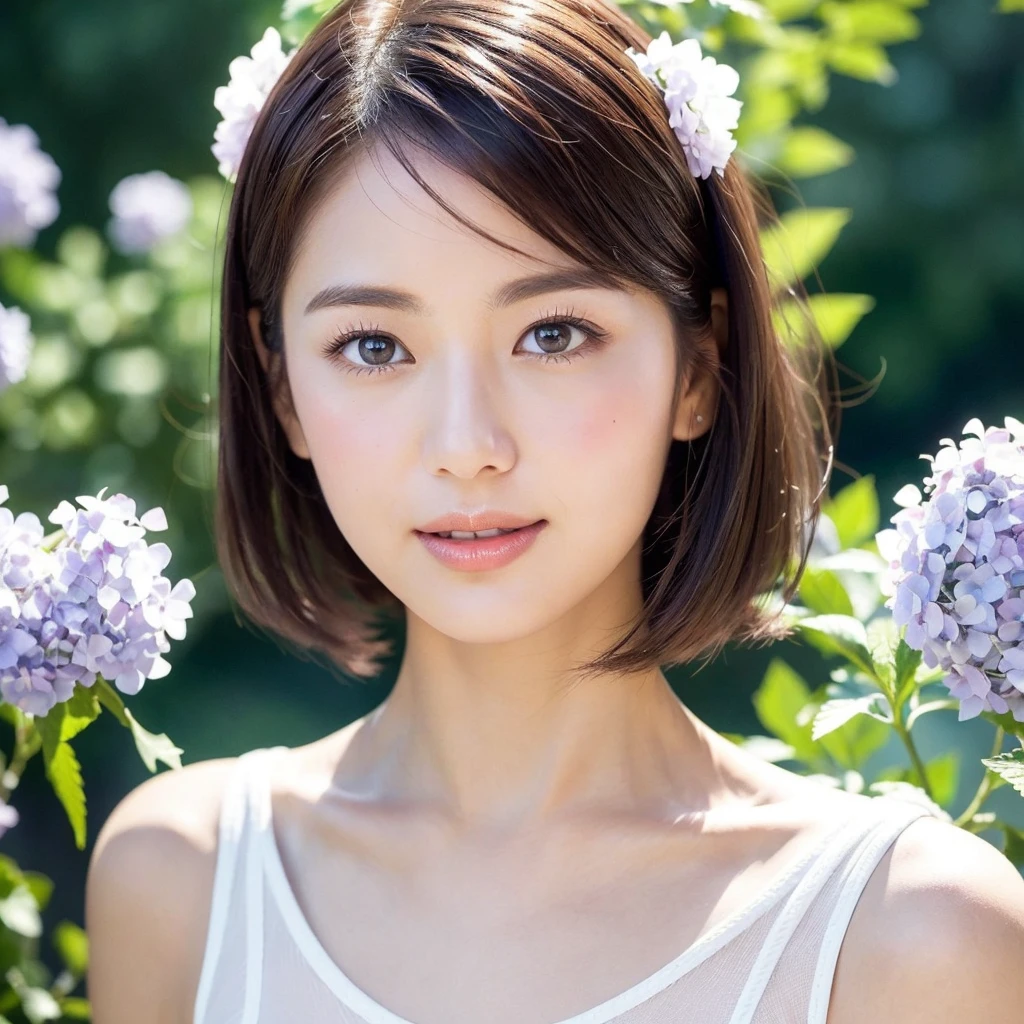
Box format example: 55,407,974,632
894,638,923,704
46,741,87,850
822,475,879,549
811,693,891,740
796,614,875,676
124,708,184,772
760,207,852,290
752,658,821,765
981,749,1024,796
94,677,184,771
53,921,89,975
59,686,101,743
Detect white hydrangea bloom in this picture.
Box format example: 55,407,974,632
0,118,61,248
626,33,743,180
212,27,297,183
0,302,34,391
106,171,193,255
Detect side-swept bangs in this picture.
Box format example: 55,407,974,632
216,0,837,679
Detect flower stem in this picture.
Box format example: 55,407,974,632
0,718,41,803
953,726,1006,829
892,712,935,801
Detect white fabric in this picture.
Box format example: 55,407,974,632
193,746,936,1024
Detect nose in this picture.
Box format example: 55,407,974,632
421,350,516,479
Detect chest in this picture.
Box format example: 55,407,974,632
263,805,832,1024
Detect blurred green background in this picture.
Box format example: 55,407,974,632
0,0,1022,971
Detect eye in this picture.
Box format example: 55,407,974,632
322,325,411,375
516,311,610,364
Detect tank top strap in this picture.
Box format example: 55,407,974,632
725,799,932,1024
804,800,935,1024
192,747,279,1024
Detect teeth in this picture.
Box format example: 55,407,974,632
438,528,518,539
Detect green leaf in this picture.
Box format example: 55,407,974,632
94,677,184,771
825,41,897,84
921,751,959,808
999,0,1024,10
762,0,819,19
752,658,821,766
796,614,875,677
777,126,855,178
894,637,923,705
811,693,891,740
822,475,879,549
819,2,921,43
59,685,100,743
1003,826,1024,868
20,872,53,913
56,997,92,1020
761,207,852,290
0,885,41,938
798,567,854,615
807,292,875,347
53,921,89,975
46,741,87,850
980,749,1024,796
773,292,875,352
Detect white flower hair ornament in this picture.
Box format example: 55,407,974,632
212,27,297,183
625,32,742,181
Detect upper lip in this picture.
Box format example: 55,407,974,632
416,511,544,533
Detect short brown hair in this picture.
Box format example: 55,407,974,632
215,0,838,680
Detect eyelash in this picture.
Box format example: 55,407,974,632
320,306,610,376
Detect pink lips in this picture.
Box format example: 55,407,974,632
415,520,548,572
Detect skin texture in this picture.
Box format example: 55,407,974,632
85,143,1024,1024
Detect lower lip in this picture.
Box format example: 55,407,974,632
415,521,548,572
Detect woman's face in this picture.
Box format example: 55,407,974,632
254,143,718,646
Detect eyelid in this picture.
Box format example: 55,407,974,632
322,307,609,372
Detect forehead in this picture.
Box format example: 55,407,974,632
283,142,576,311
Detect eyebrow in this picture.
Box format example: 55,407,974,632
303,266,626,317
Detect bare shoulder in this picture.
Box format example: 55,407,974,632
85,754,243,1024
827,812,1024,1024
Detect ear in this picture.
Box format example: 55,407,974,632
671,287,727,443
247,306,312,460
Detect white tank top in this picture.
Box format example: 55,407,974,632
193,745,936,1024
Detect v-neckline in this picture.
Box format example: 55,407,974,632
250,745,873,1024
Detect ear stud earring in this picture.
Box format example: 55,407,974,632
696,415,704,423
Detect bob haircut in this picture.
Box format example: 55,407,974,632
216,0,838,681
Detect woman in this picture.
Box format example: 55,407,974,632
85,0,1024,1021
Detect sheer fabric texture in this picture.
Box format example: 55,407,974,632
193,746,935,1024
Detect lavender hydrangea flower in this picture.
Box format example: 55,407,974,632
0,118,61,248
106,171,193,255
625,33,742,180
212,27,296,182
877,418,1024,722
0,302,34,390
0,485,195,716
